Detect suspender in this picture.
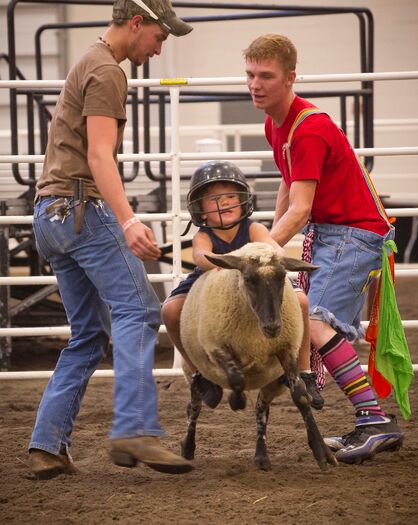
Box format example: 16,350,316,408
282,108,323,176
282,108,392,228
356,156,392,228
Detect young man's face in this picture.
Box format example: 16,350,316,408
128,21,168,66
245,57,295,116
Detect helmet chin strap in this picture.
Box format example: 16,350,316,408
201,200,245,231
181,202,244,236
181,220,193,236
202,218,244,231
181,205,243,236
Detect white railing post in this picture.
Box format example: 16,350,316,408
169,86,184,370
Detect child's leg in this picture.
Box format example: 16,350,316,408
295,290,324,410
162,293,223,409
162,294,197,372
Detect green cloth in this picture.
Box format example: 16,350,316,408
376,240,414,420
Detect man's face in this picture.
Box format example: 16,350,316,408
245,58,295,115
128,22,168,66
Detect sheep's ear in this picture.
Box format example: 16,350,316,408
281,257,320,273
205,253,244,271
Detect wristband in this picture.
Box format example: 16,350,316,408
121,216,140,233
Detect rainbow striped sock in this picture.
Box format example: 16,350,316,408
318,334,386,423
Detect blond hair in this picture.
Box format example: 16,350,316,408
243,34,297,73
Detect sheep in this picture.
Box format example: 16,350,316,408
179,242,336,471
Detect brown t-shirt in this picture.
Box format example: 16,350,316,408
36,43,127,199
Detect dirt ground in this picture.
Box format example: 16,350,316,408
1,277,417,525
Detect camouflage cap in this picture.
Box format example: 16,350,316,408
112,0,193,37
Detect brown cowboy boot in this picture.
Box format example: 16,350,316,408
110,436,193,474
29,446,77,480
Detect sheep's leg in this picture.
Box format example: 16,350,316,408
213,347,247,411
180,382,202,460
280,354,337,471
254,381,283,470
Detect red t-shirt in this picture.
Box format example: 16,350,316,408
265,96,388,235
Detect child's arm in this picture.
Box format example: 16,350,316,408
192,231,218,271
249,222,286,257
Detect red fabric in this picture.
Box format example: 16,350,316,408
296,228,314,292
296,230,326,390
265,96,388,236
365,252,395,398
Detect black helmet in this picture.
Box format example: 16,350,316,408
186,161,254,230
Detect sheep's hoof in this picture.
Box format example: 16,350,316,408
228,391,247,411
226,369,246,393
180,439,195,460
254,455,272,471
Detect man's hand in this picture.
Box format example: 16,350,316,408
271,180,316,246
124,221,161,261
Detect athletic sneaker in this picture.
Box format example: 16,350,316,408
324,415,403,464
324,432,351,452
191,372,223,409
300,371,324,410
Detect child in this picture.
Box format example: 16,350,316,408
162,160,323,410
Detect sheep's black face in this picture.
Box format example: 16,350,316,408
242,263,286,339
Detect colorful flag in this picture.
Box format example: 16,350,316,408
366,273,392,399
366,263,392,398
375,240,414,420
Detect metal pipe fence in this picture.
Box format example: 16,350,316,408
1,72,418,378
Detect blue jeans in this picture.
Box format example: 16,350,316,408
305,223,394,342
30,197,164,455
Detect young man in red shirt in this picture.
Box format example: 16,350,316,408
244,33,403,464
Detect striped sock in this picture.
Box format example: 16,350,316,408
318,334,386,424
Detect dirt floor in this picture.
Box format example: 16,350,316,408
1,277,417,525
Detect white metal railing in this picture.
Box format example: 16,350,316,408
1,71,418,378
1,71,418,90
4,265,418,287
2,118,418,159
2,118,417,140
1,208,418,227
1,147,418,165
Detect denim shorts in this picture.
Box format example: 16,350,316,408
305,223,394,341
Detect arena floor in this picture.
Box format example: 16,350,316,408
1,276,417,525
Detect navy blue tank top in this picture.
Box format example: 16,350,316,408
200,218,252,255
169,218,252,296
